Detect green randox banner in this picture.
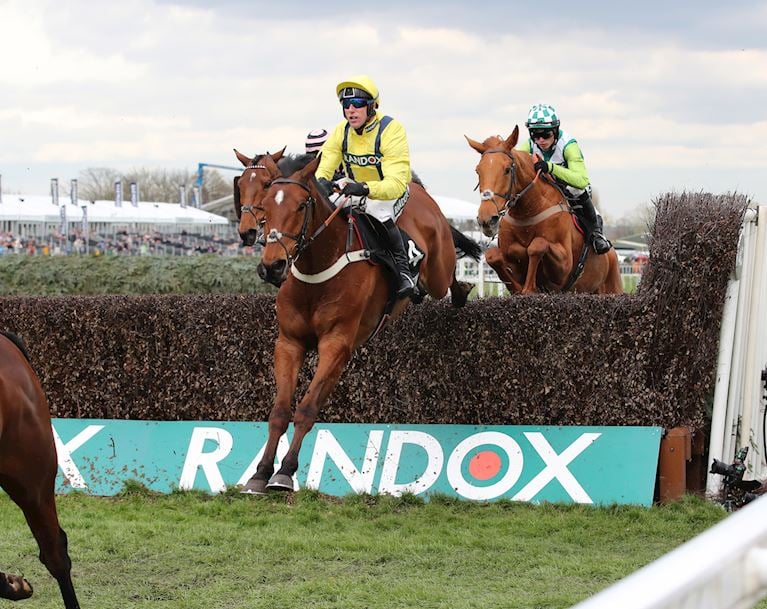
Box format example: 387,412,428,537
51,420,662,505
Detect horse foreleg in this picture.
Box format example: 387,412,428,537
484,246,523,294
242,335,306,494
520,238,547,294
268,334,353,490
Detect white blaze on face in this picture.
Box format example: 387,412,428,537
275,190,284,206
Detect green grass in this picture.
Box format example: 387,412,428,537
0,490,734,609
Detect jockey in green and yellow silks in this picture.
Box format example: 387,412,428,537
315,74,416,299
517,104,611,255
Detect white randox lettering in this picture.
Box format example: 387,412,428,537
305,429,383,493
179,427,234,492
512,432,600,503
378,430,443,496
52,424,105,489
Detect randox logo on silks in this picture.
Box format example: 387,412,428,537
48,420,662,505
343,153,382,167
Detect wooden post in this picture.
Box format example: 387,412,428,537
658,426,692,503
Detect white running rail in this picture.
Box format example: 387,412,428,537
570,494,767,609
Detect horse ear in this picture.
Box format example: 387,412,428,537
504,126,519,150
465,136,487,154
271,146,286,163
234,149,251,167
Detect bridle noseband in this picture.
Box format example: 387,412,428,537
477,149,539,220
263,178,317,264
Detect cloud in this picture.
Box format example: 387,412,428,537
1,0,765,218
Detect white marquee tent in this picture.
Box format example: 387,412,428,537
0,194,229,237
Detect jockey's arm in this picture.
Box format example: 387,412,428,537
367,120,411,201
315,128,344,182
549,141,590,190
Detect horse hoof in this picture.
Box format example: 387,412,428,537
0,573,33,600
451,280,473,308
266,473,295,492
240,477,268,495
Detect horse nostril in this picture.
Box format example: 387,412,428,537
490,216,500,227
272,259,287,276
257,263,268,280
240,229,257,246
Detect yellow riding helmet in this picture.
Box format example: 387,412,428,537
336,75,380,105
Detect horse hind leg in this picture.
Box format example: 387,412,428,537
449,275,474,308
2,477,80,609
24,500,79,608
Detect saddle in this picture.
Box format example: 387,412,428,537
344,209,426,304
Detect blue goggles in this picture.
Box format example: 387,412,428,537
341,97,372,109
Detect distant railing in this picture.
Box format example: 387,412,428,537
455,256,647,296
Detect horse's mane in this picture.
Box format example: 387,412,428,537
1,331,32,364
276,153,315,176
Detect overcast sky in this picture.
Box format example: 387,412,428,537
1,0,765,220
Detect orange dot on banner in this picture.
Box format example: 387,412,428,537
468,451,502,480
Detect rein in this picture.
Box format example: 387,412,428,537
477,148,541,220
265,178,351,268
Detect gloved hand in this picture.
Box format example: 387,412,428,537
341,181,369,197
317,177,335,197
533,160,551,174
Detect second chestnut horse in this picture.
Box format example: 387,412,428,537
466,127,622,294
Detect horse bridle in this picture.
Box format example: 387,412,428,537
237,162,274,223
263,178,319,264
476,148,540,219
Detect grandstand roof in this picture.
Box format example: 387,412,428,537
202,192,480,221
0,194,229,225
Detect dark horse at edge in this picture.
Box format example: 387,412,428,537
0,332,81,608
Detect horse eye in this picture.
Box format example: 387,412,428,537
264,181,272,188
504,166,511,174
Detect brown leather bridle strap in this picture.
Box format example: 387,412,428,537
479,148,541,218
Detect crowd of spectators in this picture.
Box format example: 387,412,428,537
0,230,260,257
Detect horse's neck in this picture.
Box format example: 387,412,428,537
294,203,349,275
513,165,561,216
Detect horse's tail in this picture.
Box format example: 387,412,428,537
1,331,32,364
450,226,482,261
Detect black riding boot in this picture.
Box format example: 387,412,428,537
383,219,417,299
576,193,611,255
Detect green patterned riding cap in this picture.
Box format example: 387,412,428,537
525,104,560,130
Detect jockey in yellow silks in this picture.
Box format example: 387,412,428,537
315,74,416,299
